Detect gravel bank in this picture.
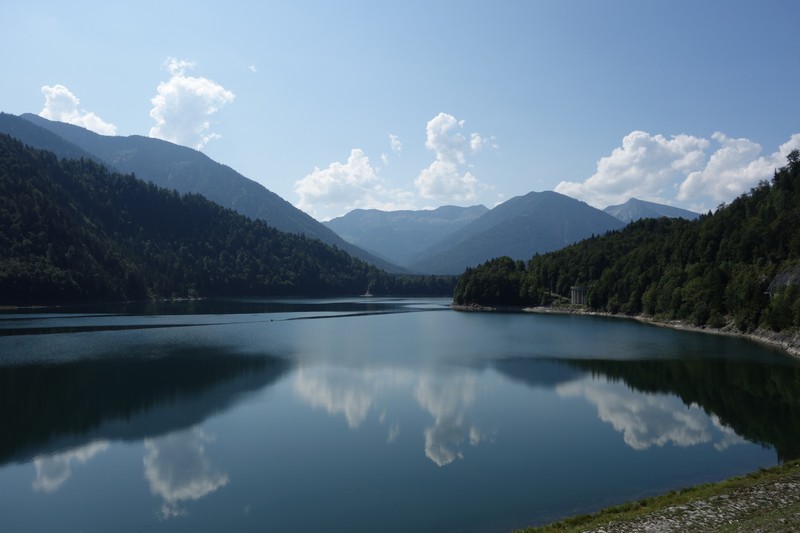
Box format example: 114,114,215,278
530,463,800,533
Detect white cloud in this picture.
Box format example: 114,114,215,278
294,148,416,220
39,85,117,135
555,131,709,208
470,132,484,153
389,133,402,155
556,131,800,212
414,112,490,202
149,58,235,150
678,132,800,208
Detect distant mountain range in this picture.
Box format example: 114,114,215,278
405,191,625,274
603,197,700,223
323,205,489,266
325,194,699,275
0,112,701,278
0,113,401,272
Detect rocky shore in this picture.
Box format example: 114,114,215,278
524,462,800,532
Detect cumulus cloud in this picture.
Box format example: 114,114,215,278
678,132,800,208
555,131,709,208
149,58,235,149
294,114,497,219
556,131,800,212
39,85,117,135
414,113,490,202
294,148,415,220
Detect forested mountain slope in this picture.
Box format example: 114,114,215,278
0,135,451,305
0,113,400,272
454,151,800,333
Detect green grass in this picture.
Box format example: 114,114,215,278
517,461,800,533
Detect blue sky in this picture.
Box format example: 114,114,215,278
3,1,799,220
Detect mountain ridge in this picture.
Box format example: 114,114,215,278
324,204,489,266
0,134,453,305
1,113,402,272
604,197,700,223
408,190,625,274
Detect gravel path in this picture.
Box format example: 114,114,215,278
582,470,800,532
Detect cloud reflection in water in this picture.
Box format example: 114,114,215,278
557,377,744,451
293,366,488,466
32,440,110,492
143,427,229,519
414,373,485,466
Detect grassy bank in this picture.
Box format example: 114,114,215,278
518,460,800,532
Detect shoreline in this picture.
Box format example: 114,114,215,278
452,303,800,359
520,460,800,533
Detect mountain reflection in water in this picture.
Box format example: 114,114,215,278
0,348,288,465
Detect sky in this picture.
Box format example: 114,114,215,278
3,1,799,221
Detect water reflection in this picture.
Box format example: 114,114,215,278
4,301,800,533
557,378,742,451
293,366,409,428
144,427,229,519
414,373,486,466
563,358,800,461
293,366,489,466
32,440,109,492
0,349,288,466
288,352,800,466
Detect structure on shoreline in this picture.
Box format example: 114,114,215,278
570,286,587,306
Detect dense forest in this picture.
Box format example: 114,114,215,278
0,134,455,305
454,151,800,333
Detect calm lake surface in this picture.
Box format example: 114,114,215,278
2,297,800,532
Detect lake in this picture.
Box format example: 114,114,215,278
1,297,799,532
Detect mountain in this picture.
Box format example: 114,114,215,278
324,205,489,266
408,191,625,274
0,134,449,305
0,113,98,162
604,197,700,223
0,113,401,272
454,150,800,334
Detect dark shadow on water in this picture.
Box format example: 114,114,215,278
0,322,223,337
0,348,290,465
492,358,587,389
0,297,442,318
